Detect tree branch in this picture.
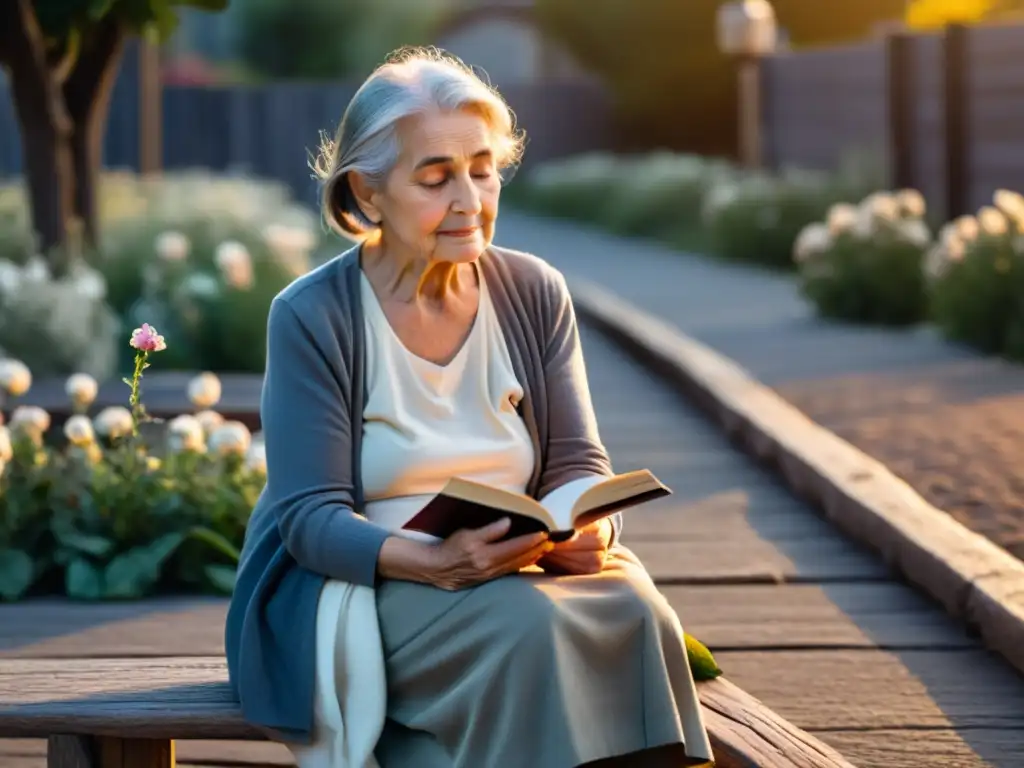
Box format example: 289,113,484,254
63,16,127,121
0,0,53,81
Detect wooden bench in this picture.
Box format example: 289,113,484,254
0,656,858,767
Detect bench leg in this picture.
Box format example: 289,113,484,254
47,735,176,768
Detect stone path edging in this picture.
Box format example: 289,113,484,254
568,276,1024,676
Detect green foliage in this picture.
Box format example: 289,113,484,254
796,192,931,326
235,0,449,81
929,197,1024,359
0,427,262,601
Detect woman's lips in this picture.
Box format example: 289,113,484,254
438,227,478,237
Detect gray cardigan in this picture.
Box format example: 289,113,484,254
224,243,621,742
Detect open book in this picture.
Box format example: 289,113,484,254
402,470,671,542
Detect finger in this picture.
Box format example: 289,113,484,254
486,530,550,561
469,517,513,543
496,541,553,575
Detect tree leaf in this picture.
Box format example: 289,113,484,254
204,564,236,594
147,531,187,564
0,549,34,601
88,0,117,19
66,558,104,600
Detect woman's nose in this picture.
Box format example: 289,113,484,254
451,175,483,215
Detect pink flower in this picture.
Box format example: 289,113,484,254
130,323,167,352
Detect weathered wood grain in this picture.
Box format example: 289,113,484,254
628,538,889,584
715,648,1024,731
0,657,860,767
1,738,294,767
812,728,1024,768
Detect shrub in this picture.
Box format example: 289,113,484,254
928,190,1024,360
794,190,931,325
0,328,266,601
0,172,333,375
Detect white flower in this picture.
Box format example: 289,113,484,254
0,359,32,397
167,414,206,453
10,405,50,434
65,373,98,408
155,231,190,262
63,414,95,446
263,224,316,274
897,219,931,248
860,192,900,223
72,266,107,301
188,372,222,409
895,188,926,219
793,222,832,263
993,189,1024,230
94,406,134,440
195,409,225,436
0,260,22,296
22,256,49,282
826,203,858,236
215,241,254,290
209,420,251,456
0,426,12,462
977,206,1009,236
246,440,267,474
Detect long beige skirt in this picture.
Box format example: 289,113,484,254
372,545,714,768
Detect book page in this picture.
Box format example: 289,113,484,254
538,475,609,531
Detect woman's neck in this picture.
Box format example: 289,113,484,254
361,237,476,305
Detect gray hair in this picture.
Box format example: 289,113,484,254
313,47,525,239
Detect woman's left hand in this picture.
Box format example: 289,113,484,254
538,518,613,575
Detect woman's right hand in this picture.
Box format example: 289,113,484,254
427,518,553,591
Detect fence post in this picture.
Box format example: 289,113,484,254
886,32,914,191
943,23,970,219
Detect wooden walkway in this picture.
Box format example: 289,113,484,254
2,324,1024,766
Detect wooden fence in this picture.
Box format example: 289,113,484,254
0,43,613,211
760,20,1024,220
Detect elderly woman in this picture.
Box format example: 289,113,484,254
225,47,713,768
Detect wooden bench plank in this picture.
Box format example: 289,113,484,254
0,657,857,767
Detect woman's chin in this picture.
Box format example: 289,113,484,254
435,237,488,263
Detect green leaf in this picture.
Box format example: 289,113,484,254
54,528,115,558
685,633,723,681
0,549,34,601
204,564,236,594
88,0,117,19
103,532,185,599
187,526,241,562
173,0,231,10
103,550,157,599
66,558,104,600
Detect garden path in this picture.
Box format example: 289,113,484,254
497,211,1024,562
2,325,1024,766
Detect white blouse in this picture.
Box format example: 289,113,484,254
359,264,535,537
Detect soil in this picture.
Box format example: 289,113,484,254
777,356,1024,560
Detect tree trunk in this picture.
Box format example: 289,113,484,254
1,0,74,273
64,20,126,251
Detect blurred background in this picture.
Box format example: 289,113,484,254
2,0,1024,600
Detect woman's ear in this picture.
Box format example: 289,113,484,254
348,171,382,225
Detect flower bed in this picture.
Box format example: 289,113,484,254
793,190,931,326
0,326,265,601
507,150,885,267
0,171,342,379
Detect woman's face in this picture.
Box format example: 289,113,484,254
365,108,501,265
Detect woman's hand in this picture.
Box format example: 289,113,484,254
538,518,613,575
425,517,554,591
